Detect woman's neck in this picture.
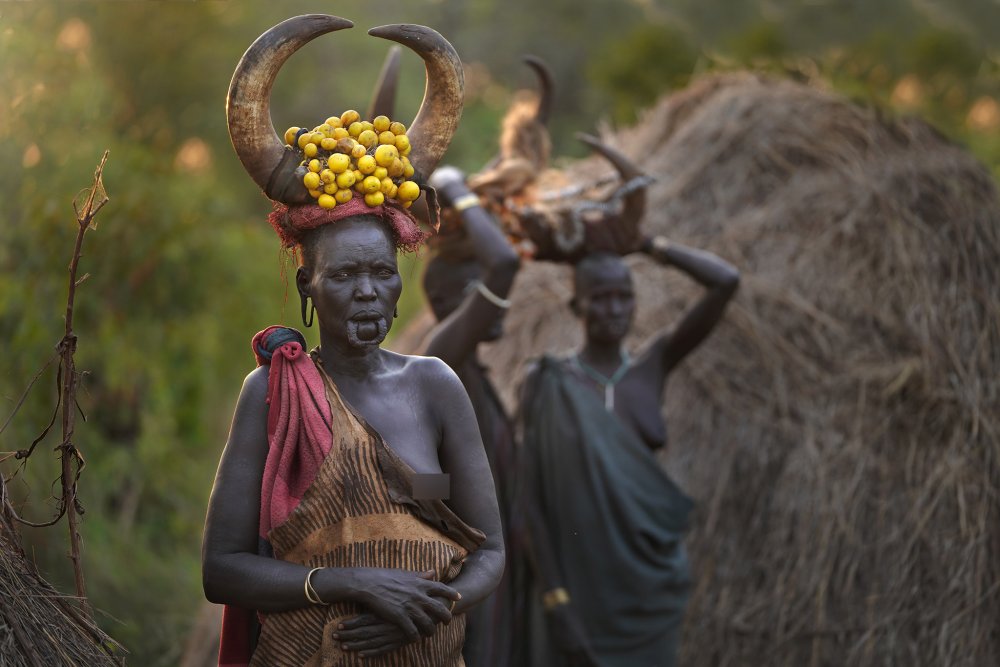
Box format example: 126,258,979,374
317,330,386,380
578,339,626,371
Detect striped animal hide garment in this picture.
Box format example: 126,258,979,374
245,330,484,666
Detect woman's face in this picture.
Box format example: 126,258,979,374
573,254,635,345
297,218,403,349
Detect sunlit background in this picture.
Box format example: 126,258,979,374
1,0,998,662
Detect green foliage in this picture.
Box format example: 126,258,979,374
588,24,698,124
906,27,983,79
727,21,787,62
1,1,998,663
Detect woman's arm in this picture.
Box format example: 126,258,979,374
423,168,521,368
201,367,458,635
427,356,506,610
638,237,740,383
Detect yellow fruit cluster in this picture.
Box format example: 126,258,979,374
284,110,421,211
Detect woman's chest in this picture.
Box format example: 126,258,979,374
613,380,668,450
338,384,443,474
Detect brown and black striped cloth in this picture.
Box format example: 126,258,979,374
250,353,485,666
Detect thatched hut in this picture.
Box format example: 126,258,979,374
407,72,1000,666
0,479,122,666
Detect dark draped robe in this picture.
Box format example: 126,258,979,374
518,356,693,667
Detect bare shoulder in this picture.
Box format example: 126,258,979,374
225,365,270,457
234,365,270,415
242,364,269,397
387,350,464,391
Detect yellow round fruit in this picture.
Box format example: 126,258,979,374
402,158,415,178
355,181,367,194
374,144,399,167
323,182,338,195
327,153,350,174
380,177,394,195
373,115,391,133
335,137,356,154
351,143,368,159
308,188,322,199
303,171,321,190
325,116,342,129
357,155,377,175
336,170,357,189
353,169,364,184
321,137,338,151
387,158,404,178
362,175,381,194
348,121,364,138
396,180,420,202
402,200,412,209
394,134,410,154
318,123,334,138
297,132,313,150
373,166,388,180
400,143,411,157
389,121,406,135
387,183,398,199
340,109,361,127
335,188,354,204
284,126,301,146
357,130,378,149
303,142,318,158
364,191,385,207
361,121,375,133
318,193,337,209
320,169,335,184
308,159,322,173
310,131,325,145
378,130,396,146
333,127,350,140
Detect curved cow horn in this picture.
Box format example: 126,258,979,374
227,15,354,203
366,45,402,120
368,24,464,183
522,55,554,125
577,133,648,224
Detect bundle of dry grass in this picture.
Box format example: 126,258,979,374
460,72,1000,666
0,482,122,666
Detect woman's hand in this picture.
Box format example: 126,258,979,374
428,165,470,207
332,591,454,658
333,613,415,657
346,569,459,643
548,604,601,666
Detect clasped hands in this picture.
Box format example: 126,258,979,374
331,568,460,659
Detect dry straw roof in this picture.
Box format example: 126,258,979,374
0,483,122,666
464,72,999,666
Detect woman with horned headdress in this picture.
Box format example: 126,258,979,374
201,15,503,666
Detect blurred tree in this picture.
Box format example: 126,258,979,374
588,23,698,124
1,1,998,663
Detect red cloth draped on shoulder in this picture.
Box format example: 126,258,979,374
218,326,331,667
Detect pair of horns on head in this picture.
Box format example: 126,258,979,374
227,15,463,205
484,55,647,225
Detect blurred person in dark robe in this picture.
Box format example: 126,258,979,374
519,239,739,667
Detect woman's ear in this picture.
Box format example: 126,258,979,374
295,265,310,299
